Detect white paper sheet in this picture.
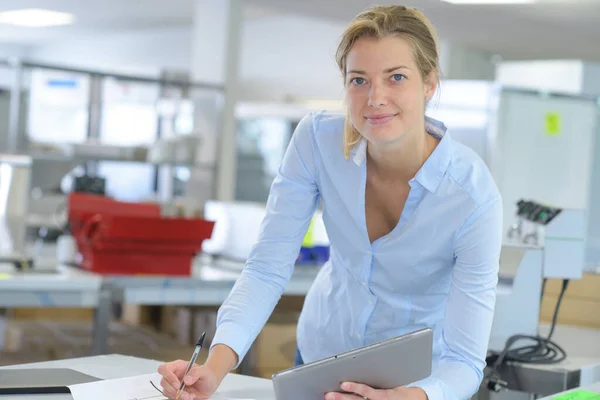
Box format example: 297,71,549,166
68,372,254,400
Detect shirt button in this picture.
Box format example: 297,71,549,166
369,300,374,305
362,281,367,287
356,333,361,339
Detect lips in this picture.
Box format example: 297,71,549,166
365,113,397,125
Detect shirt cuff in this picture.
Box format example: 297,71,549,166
210,321,252,370
406,377,444,400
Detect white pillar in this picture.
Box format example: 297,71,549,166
190,0,243,202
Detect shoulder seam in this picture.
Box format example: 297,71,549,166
447,170,479,207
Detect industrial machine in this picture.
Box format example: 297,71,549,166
485,199,588,398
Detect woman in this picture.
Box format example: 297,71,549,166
158,5,502,400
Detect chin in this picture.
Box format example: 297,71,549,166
362,124,405,144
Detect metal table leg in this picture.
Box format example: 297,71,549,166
92,283,112,355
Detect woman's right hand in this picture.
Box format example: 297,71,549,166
157,360,219,400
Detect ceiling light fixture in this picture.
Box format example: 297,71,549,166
441,0,535,4
0,8,76,28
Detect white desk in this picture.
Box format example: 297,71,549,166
106,254,319,305
0,353,276,400
0,263,102,308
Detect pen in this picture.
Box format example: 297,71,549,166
176,331,206,400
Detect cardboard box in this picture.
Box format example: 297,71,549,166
542,273,600,300
120,304,158,328
540,273,600,328
540,296,600,328
252,305,301,377
13,308,94,321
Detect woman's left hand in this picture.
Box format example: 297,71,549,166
325,382,428,400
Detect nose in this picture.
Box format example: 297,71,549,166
367,82,388,108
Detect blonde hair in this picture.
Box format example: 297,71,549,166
335,5,441,158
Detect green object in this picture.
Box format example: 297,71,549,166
545,112,561,136
553,390,600,400
302,217,315,247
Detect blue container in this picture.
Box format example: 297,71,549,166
297,246,330,265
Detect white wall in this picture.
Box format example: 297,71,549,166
238,15,345,101
29,27,192,77
27,15,346,102
0,43,32,59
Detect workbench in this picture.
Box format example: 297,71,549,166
1,251,599,398
0,353,276,400
0,252,319,374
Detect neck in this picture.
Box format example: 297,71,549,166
367,127,438,182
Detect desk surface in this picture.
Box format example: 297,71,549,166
107,255,320,304
0,252,321,307
0,264,102,307
0,354,276,400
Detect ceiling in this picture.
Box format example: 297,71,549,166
0,0,599,62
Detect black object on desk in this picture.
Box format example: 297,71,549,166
0,368,100,395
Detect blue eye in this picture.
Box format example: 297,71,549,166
391,74,405,82
350,77,366,85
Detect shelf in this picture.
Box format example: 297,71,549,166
27,151,216,170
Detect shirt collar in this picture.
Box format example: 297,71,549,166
350,115,453,193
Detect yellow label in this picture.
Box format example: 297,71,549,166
545,112,561,136
0,273,12,280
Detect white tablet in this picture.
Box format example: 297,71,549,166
271,328,433,400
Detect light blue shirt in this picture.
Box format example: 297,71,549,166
211,111,503,400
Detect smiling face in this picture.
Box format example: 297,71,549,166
345,35,437,147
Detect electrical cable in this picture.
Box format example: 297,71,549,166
485,279,570,391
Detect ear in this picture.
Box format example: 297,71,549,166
423,69,438,100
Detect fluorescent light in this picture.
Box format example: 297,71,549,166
0,8,75,28
442,0,535,3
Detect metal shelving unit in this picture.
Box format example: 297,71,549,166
0,57,226,202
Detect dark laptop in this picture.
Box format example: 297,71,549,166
0,368,100,395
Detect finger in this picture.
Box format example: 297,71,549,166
180,390,197,400
341,382,379,399
183,364,205,386
159,377,177,399
157,362,183,390
325,392,366,400
169,360,193,376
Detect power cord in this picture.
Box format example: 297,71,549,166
485,279,570,391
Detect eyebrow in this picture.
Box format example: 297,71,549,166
347,66,410,75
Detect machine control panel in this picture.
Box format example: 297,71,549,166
516,200,562,225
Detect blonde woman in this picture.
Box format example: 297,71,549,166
158,5,502,400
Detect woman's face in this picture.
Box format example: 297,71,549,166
345,35,437,146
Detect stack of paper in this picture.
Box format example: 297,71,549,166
68,373,254,400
